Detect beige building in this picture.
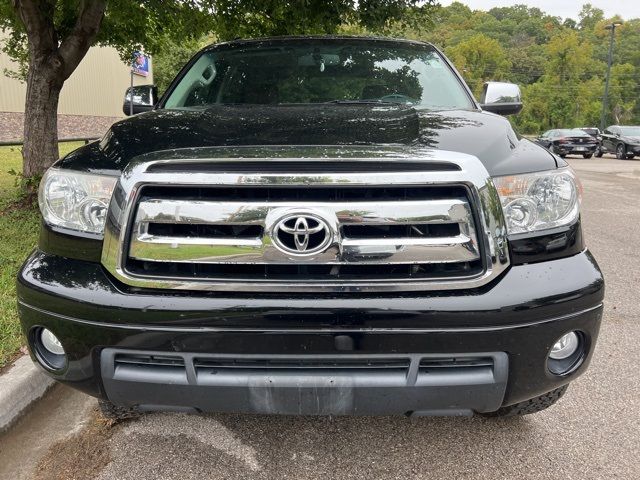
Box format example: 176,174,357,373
0,39,153,142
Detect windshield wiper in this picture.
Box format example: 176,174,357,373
324,99,399,105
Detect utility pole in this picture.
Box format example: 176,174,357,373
129,52,137,116
600,22,623,131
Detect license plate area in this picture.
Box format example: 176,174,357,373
248,376,356,414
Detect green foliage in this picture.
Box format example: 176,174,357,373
153,36,208,95
382,2,640,134
446,34,511,96
212,1,434,40
0,142,82,368
0,1,215,80
508,29,603,130
0,0,435,75
544,30,592,81
7,168,42,204
609,63,637,123
0,146,37,367
578,4,605,31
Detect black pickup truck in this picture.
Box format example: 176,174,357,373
19,36,604,418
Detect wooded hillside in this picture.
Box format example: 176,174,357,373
417,3,639,133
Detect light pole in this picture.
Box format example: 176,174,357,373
600,22,623,131
129,67,134,116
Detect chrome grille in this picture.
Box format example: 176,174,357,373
101,146,510,292
128,195,479,265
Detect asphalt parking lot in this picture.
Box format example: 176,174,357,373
0,156,638,480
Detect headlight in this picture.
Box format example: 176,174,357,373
38,168,118,235
493,167,581,234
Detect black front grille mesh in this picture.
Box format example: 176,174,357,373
342,223,460,239
139,185,468,203
145,160,461,174
194,357,411,372
147,223,263,239
127,259,482,281
112,353,496,380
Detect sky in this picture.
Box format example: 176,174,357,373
439,0,639,20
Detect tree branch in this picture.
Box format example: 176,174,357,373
12,0,57,54
58,0,107,79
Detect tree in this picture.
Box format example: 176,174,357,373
513,29,603,132
212,0,433,40
578,4,604,31
608,63,637,124
446,33,511,96
545,30,593,81
1,0,433,181
509,43,546,85
0,1,213,179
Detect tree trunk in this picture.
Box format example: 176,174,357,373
13,0,107,181
22,65,62,178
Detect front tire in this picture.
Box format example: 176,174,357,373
595,147,603,157
616,143,627,159
583,153,593,159
481,385,568,417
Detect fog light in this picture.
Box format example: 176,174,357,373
40,328,65,355
33,327,67,371
549,332,579,360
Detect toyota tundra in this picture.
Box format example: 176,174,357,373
18,36,604,418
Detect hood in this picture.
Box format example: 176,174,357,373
58,104,557,177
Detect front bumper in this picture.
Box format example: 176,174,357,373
17,250,604,415
628,145,640,155
555,144,597,155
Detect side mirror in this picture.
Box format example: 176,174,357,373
479,82,523,116
123,85,158,116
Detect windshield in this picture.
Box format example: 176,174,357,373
619,126,640,136
164,40,474,111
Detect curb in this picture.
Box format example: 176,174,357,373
0,355,54,432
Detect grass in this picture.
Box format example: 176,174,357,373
0,142,83,368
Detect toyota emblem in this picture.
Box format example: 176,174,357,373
272,214,332,255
